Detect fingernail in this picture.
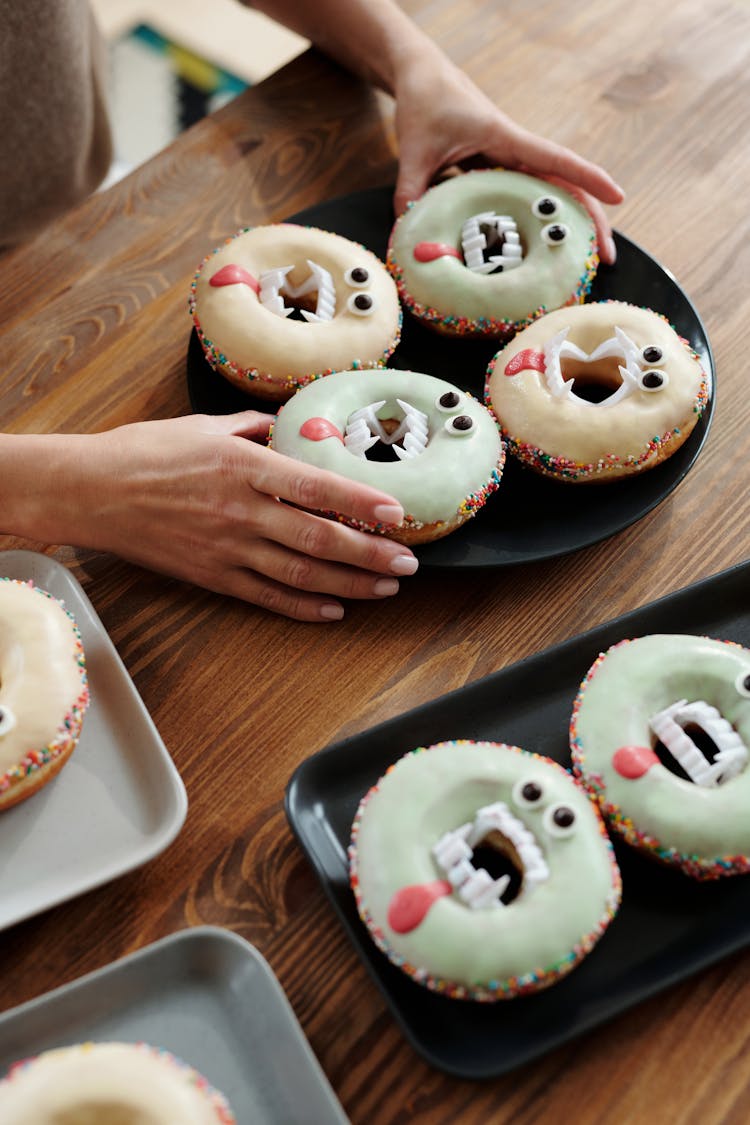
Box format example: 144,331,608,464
604,235,617,263
320,603,345,620
390,554,419,576
373,577,400,597
373,503,405,525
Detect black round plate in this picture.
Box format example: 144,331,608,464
186,186,715,570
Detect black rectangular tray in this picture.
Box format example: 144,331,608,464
286,560,750,1079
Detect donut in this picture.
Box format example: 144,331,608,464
349,740,621,1000
0,1042,236,1123
0,578,89,812
571,635,750,880
190,223,402,401
269,368,504,545
386,169,598,337
485,300,710,481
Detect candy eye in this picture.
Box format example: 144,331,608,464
641,345,663,364
540,223,569,245
345,266,370,288
638,369,669,392
346,292,375,316
512,778,545,808
532,195,561,219
543,804,577,838
735,671,750,698
0,706,16,737
435,390,465,413
444,415,474,436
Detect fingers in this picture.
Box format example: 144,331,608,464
220,546,404,623
249,444,406,528
505,128,624,206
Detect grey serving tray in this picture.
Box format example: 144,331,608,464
0,926,348,1124
0,550,187,930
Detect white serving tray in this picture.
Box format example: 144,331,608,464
0,926,349,1124
0,550,187,930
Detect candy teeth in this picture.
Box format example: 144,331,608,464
432,801,549,909
343,400,429,460
542,325,645,407
649,699,749,787
259,259,336,320
461,211,524,273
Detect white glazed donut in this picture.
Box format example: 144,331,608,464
350,740,621,1001
0,578,89,811
571,635,750,879
269,368,504,544
387,169,598,337
190,223,402,401
0,1042,236,1123
486,300,710,481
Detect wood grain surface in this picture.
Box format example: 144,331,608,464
1,0,750,1121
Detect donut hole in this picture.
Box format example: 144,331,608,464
280,290,320,321
461,219,525,274
653,722,733,784
560,355,624,404
471,829,524,904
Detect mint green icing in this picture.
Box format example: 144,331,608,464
389,170,596,324
573,635,750,861
352,741,619,991
271,369,503,525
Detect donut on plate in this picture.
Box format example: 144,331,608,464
0,578,89,812
349,740,621,1001
269,368,504,545
190,224,402,401
0,1042,236,1123
571,635,750,879
386,169,598,337
485,300,710,481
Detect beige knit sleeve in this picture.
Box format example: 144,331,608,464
0,0,113,248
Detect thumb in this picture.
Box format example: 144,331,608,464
393,157,431,216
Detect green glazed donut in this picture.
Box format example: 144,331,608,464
387,169,598,337
571,635,750,878
350,740,621,1001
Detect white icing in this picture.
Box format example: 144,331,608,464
489,301,707,471
0,1043,233,1123
193,224,400,396
0,581,86,777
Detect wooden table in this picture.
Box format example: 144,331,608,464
2,0,749,1120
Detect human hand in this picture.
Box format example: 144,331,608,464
43,413,419,621
392,53,623,264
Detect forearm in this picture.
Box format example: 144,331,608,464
0,433,87,543
243,0,442,95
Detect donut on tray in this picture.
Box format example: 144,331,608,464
387,169,598,337
0,578,89,811
0,1042,236,1123
350,740,621,1000
571,634,750,879
485,300,710,481
190,224,401,401
269,368,504,545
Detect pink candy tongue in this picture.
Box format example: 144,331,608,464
612,745,660,779
387,880,452,933
413,241,462,263
504,348,547,376
209,264,260,292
